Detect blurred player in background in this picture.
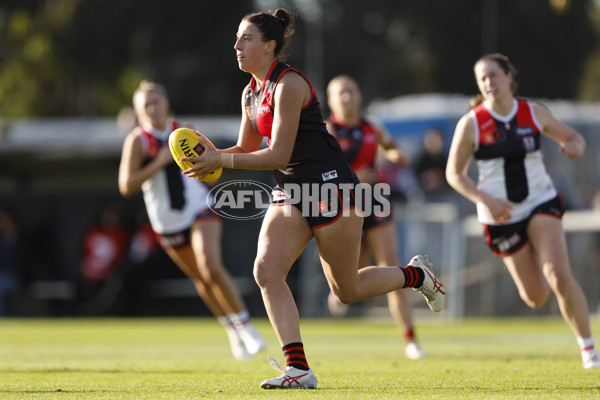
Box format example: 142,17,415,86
325,75,427,360
0,208,23,317
180,8,445,389
118,80,265,360
79,203,129,313
446,53,599,369
80,203,128,286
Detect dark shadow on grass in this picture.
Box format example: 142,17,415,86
0,389,113,394
437,353,577,362
0,368,193,374
315,385,600,393
516,386,600,391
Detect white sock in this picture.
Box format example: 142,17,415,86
219,315,240,337
230,311,253,330
231,310,249,323
576,336,595,351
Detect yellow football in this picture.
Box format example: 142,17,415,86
168,127,222,182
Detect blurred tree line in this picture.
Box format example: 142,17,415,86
1,0,599,118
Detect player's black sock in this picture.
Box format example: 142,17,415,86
400,266,425,288
283,342,309,371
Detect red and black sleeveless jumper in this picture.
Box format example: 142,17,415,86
244,61,360,228
326,116,392,231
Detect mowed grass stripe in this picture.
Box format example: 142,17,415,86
0,317,597,399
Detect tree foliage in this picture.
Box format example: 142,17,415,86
0,0,597,118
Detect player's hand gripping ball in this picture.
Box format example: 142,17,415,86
168,128,222,182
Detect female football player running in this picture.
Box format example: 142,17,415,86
446,53,599,369
325,74,427,360
180,9,446,389
118,80,265,360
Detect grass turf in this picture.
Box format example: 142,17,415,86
0,317,598,399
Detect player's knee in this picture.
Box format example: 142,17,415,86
331,287,359,305
253,258,281,288
521,290,549,309
195,257,220,282
544,266,573,295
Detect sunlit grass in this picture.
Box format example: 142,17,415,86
0,317,598,399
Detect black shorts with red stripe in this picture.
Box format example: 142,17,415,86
483,195,564,256
359,190,393,234
154,208,219,249
270,175,361,229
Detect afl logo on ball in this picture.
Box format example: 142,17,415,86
192,143,205,156
208,180,272,220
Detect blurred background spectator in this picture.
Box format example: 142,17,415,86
79,203,129,314
0,208,24,316
412,127,452,202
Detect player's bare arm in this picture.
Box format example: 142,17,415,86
222,86,265,155
223,71,307,171
447,114,511,222
532,102,585,159
182,73,307,174
119,131,172,197
373,120,410,167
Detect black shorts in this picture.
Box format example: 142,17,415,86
272,147,363,229
270,178,360,229
483,195,565,256
362,208,393,233
155,208,219,249
358,190,393,233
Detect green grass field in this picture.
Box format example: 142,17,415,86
0,317,598,399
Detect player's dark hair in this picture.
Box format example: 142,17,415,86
133,80,168,104
243,8,296,62
327,74,361,98
470,53,519,109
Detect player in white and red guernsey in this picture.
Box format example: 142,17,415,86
118,81,265,361
446,53,599,369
